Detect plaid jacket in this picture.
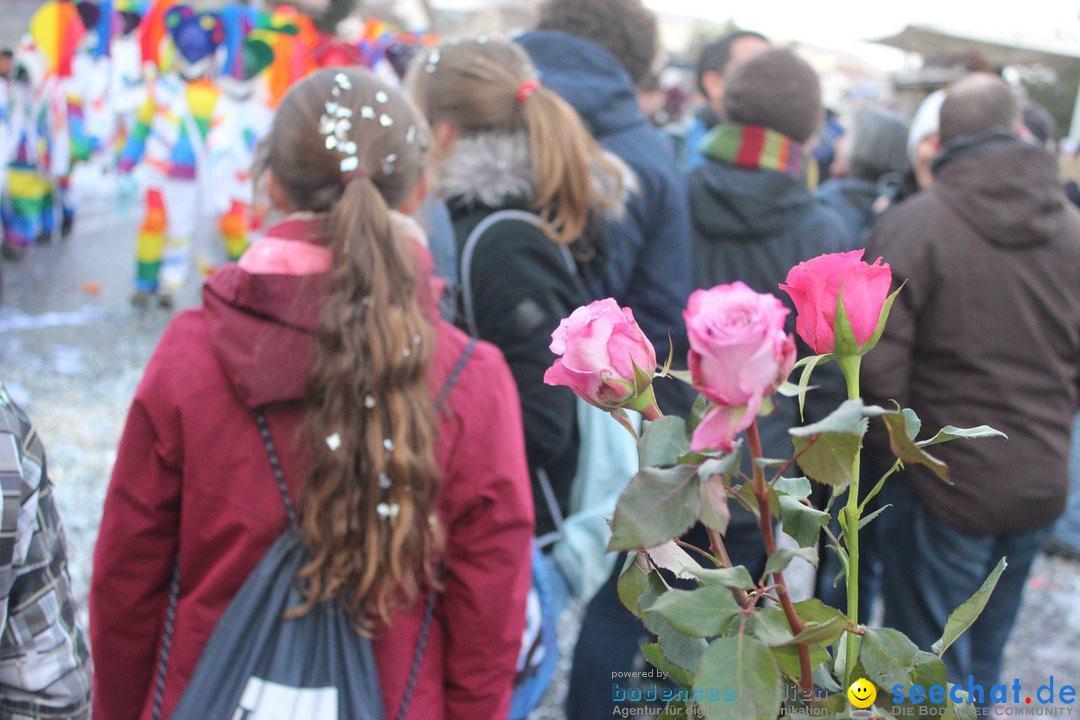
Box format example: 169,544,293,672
0,384,91,719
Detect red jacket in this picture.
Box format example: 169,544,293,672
90,217,534,720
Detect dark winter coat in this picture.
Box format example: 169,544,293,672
441,132,617,538
517,30,695,416
90,216,534,720
863,131,1080,535
688,152,854,523
814,176,881,245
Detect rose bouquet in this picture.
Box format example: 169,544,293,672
545,251,1005,719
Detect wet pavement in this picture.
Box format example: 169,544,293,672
0,171,1076,717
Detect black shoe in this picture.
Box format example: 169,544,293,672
130,290,152,309
1,243,25,261
1042,538,1080,562
157,292,174,310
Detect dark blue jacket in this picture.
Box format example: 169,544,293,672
517,30,694,415
814,176,880,246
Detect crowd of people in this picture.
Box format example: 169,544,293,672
1,0,1080,718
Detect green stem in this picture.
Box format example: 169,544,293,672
838,354,862,686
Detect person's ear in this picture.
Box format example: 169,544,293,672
432,120,457,156
700,70,725,115
264,170,293,212
397,171,429,216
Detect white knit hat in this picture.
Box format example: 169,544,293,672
907,89,946,163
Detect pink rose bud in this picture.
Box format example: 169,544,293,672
544,299,658,413
684,283,796,452
779,249,892,356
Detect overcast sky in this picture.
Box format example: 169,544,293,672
644,0,1079,44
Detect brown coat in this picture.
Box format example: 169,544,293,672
863,134,1080,535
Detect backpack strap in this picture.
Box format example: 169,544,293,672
459,210,573,546
153,340,477,720
459,209,575,337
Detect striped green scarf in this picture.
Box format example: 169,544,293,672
701,123,816,185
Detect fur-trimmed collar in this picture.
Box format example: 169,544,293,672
437,131,635,218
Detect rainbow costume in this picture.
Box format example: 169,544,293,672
120,6,225,296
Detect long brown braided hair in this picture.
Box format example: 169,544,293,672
255,67,440,635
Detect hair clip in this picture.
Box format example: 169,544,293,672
326,433,342,451
334,72,352,90
364,394,376,409
406,125,416,144
379,114,393,128
378,473,392,489
377,502,400,520
375,90,388,104
383,438,395,452
382,153,397,176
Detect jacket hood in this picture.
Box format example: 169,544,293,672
203,217,443,409
932,130,1067,248
690,162,815,241
438,131,634,218
515,30,646,140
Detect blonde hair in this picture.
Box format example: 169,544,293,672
406,38,624,245
256,67,441,636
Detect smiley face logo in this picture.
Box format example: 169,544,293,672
847,678,877,709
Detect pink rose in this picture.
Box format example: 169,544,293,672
779,250,893,355
684,283,796,452
544,299,658,412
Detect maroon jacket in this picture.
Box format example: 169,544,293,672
90,217,534,720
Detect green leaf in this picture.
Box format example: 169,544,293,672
650,613,708,673
860,627,921,690
771,644,831,683
777,380,802,397
785,616,848,647
793,598,853,625
645,585,742,638
694,636,783,719
793,433,860,487
698,444,742,482
690,565,756,591
751,606,794,645
917,425,1008,448
639,416,692,467
795,353,834,420
774,475,812,499
813,661,843,693
790,399,867,487
931,557,1008,656
861,281,905,354
902,407,922,440
617,552,665,615
791,399,867,437
779,495,830,548
642,643,695,688
858,504,891,530
876,411,951,482
632,359,655,396
609,465,701,551
833,285,861,356
689,393,709,433
764,546,820,578
699,474,730,534
645,540,700,581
